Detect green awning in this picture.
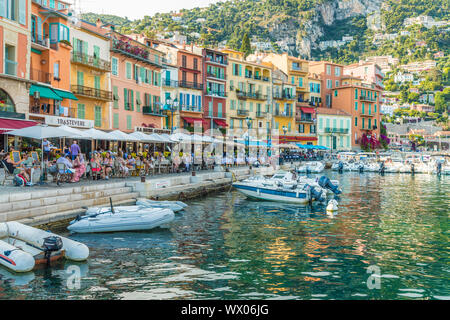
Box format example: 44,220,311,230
52,88,79,101
29,84,62,101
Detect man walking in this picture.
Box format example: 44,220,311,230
70,140,81,161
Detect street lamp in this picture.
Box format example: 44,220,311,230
246,117,252,164
164,97,178,133
282,125,287,144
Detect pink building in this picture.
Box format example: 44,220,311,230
344,61,384,91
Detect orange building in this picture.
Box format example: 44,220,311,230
28,0,79,125
332,82,381,148
309,61,345,108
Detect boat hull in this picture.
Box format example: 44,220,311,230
233,183,310,204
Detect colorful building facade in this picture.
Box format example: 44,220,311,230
316,107,352,151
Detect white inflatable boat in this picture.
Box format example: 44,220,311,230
67,207,175,233
136,198,187,212
0,222,89,273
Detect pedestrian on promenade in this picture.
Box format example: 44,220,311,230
70,140,81,161
42,138,52,160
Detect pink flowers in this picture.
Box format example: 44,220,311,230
113,38,149,60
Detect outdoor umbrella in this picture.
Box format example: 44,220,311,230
58,125,91,140
108,130,137,141
7,125,75,184
82,128,111,140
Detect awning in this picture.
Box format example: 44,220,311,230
52,88,79,101
29,84,62,101
182,117,208,126
213,119,228,127
300,107,315,114
0,118,38,133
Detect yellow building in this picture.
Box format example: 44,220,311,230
271,69,296,143
69,21,112,130
262,53,316,145
222,49,272,143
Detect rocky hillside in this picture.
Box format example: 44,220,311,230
81,0,449,63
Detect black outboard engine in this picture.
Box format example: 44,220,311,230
338,161,344,173
359,163,364,173
379,162,385,175
318,176,341,195
437,162,442,176
411,163,415,175
303,184,326,202
42,236,63,266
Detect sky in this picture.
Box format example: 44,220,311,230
71,0,223,20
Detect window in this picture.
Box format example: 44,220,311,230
319,118,323,130
113,86,119,109
298,77,303,87
326,79,332,89
299,124,304,133
334,66,341,76
126,62,132,79
77,104,85,119
334,90,338,97
113,114,119,129
193,58,198,70
335,80,339,87
355,102,358,110
326,65,331,75
310,125,316,134
355,89,358,99
182,55,187,68
49,0,55,8
53,62,60,79
355,117,358,127
94,106,102,127
112,58,118,76
126,115,132,130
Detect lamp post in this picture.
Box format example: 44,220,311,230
282,125,287,144
164,97,178,134
246,117,252,164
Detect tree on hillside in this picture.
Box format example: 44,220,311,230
240,33,252,58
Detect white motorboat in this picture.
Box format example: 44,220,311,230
363,162,380,172
0,222,89,272
67,207,175,233
233,171,340,204
296,161,325,174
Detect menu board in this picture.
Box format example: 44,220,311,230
10,151,21,164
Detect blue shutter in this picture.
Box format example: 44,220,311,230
19,0,26,25
179,93,183,107
0,0,6,18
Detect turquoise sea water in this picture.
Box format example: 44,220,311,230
0,171,449,300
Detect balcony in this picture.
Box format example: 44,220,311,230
206,72,226,81
296,115,314,123
71,85,113,101
205,56,228,66
179,105,202,113
31,36,50,50
205,90,227,98
273,93,283,100
262,76,270,82
256,111,267,118
30,69,51,84
360,111,375,117
291,64,302,71
71,51,111,72
274,110,293,117
236,90,267,100
178,80,203,90
4,59,17,76
237,109,249,116
324,127,349,134
30,104,76,118
162,78,178,88
111,39,162,68
359,96,376,102
204,111,227,119
283,92,296,100
142,106,166,117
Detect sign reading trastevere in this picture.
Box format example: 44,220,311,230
44,115,94,128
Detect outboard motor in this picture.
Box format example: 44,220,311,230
318,176,341,195
42,236,63,266
359,163,364,173
437,162,442,176
338,161,344,173
411,163,415,175
303,184,326,203
379,162,385,175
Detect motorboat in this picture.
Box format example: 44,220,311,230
233,171,340,204
363,161,380,172
67,207,175,233
296,161,325,174
0,222,89,272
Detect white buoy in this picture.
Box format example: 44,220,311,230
326,199,339,213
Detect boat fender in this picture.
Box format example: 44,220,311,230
326,199,338,212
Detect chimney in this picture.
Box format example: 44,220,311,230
96,19,102,28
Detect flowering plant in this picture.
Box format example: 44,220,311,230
113,37,149,60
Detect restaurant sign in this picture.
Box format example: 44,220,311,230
45,115,94,128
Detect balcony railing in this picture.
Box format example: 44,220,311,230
30,69,51,84
178,80,203,90
296,115,314,122
162,78,178,87
204,112,227,119
324,127,349,134
236,91,267,100
179,105,202,113
71,51,111,71
283,92,296,100
205,56,228,65
273,93,283,99
4,59,17,76
359,96,377,102
205,90,227,97
360,112,375,117
31,36,49,49
274,110,293,117
256,111,267,118
206,72,226,80
30,105,76,118
142,106,166,117
262,77,270,82
71,85,113,101
111,39,163,67
237,109,249,116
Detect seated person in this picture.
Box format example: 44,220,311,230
102,152,114,180
126,154,136,173
2,153,29,183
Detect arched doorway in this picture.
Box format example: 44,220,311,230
0,88,15,113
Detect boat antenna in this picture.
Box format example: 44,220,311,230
110,197,115,214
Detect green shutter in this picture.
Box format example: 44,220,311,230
130,90,134,111
113,114,119,129
94,76,100,90
136,91,141,112
77,104,85,119
19,0,26,25
238,64,242,76
77,71,84,86
126,115,132,130
126,62,131,79
124,88,128,109
94,106,102,127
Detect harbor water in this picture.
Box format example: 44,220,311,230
0,171,448,300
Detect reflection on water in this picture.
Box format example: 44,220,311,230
0,171,449,300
